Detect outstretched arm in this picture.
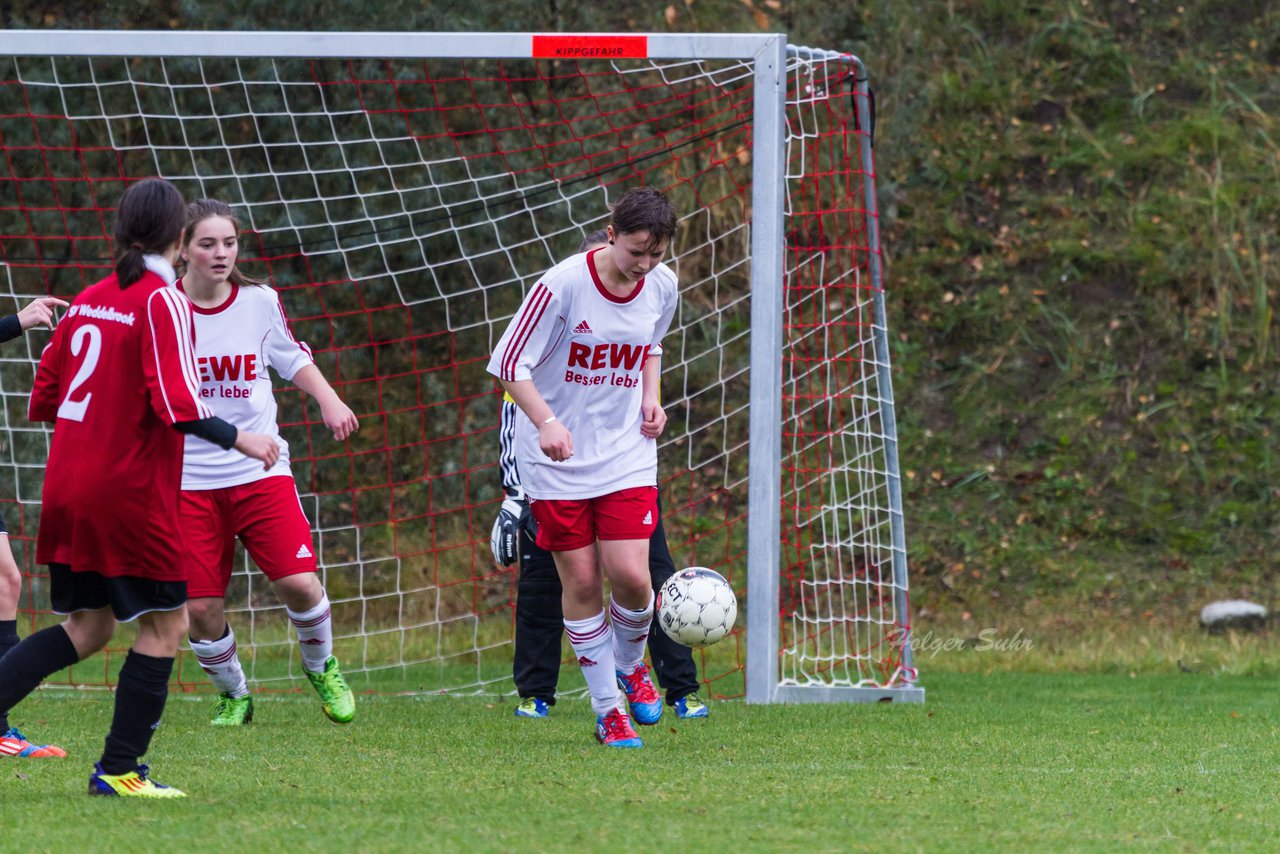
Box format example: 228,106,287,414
1,296,71,345
16,297,69,332
291,363,359,441
265,292,357,442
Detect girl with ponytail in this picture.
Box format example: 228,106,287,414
2,177,279,798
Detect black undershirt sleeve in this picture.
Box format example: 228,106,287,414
173,416,238,451
0,314,21,345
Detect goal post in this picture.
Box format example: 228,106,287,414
0,29,921,704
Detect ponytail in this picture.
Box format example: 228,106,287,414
113,178,186,287
115,247,147,285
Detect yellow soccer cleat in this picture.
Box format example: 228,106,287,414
88,763,186,798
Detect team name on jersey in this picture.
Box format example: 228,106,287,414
563,341,646,388
566,342,646,371
197,354,258,399
67,304,136,326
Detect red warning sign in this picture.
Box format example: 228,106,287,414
532,35,649,59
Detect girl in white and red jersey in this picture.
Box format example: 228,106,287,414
0,178,279,798
177,198,359,727
487,187,679,749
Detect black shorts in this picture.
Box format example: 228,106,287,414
48,563,187,623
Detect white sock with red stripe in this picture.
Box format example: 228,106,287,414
609,592,654,674
564,610,622,718
287,594,333,674
189,625,249,699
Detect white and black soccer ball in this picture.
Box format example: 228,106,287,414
656,567,738,648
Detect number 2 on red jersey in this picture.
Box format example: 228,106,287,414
55,323,103,422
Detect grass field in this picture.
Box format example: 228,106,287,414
2,667,1275,853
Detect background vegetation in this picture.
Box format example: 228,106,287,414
866,1,1280,646
6,1,1280,659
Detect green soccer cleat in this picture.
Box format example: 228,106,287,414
210,692,254,726
305,655,355,724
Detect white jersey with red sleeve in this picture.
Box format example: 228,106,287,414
175,280,314,490
30,256,212,580
487,248,678,500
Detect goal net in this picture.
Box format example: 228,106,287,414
0,31,920,703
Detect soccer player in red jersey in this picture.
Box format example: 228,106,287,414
176,198,358,726
0,295,71,758
491,231,708,722
0,178,278,798
488,188,680,748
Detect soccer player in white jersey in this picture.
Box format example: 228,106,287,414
488,187,680,748
492,230,708,722
176,199,359,726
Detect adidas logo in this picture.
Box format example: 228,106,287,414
296,544,313,559
642,511,653,526
631,633,648,644
577,655,598,667
572,320,592,335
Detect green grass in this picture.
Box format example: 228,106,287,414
3,670,1276,852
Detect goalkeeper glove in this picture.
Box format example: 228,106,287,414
490,487,525,567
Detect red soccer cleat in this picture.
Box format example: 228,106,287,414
0,727,67,758
595,708,643,748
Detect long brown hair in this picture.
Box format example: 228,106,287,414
114,178,186,287
183,198,268,287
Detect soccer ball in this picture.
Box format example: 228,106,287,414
656,567,737,648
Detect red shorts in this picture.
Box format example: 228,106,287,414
529,486,659,552
179,475,318,598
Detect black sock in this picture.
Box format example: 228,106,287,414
0,619,17,733
99,650,173,775
0,624,79,733
0,619,19,661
